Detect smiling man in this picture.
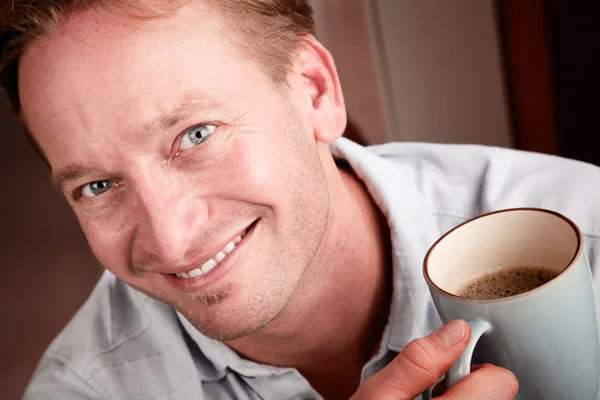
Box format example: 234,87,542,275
11,1,600,399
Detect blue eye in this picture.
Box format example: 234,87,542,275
81,180,113,197
180,124,216,150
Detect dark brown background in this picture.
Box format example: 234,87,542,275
0,97,104,400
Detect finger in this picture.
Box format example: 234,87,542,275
431,364,489,396
470,364,486,372
351,320,470,400
437,364,519,400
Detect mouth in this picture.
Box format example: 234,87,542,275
167,219,258,283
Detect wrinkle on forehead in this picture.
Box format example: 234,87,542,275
18,0,215,103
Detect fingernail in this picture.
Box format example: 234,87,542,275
437,320,466,347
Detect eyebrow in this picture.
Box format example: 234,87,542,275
51,95,222,192
137,96,222,144
52,164,97,192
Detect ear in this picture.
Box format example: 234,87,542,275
292,36,347,143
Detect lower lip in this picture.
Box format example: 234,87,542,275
163,221,258,293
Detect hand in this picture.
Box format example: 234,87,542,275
350,320,518,399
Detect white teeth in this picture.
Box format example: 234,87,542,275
215,252,226,263
201,258,218,274
223,241,235,255
174,230,251,279
187,268,203,278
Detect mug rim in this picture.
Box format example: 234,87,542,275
423,207,583,303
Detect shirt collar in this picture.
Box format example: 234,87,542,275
177,311,293,379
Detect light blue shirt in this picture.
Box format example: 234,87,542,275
24,138,600,399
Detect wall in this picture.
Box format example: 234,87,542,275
369,0,513,147
313,0,514,147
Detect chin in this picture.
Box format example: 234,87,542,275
185,309,273,342
180,292,285,342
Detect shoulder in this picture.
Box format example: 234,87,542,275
369,142,600,280
367,141,596,183
26,271,204,399
42,271,152,372
367,142,600,233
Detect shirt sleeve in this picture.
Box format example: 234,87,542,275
23,356,106,400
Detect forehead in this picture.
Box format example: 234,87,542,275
17,2,273,165
20,3,218,107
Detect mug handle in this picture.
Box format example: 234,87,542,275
446,319,494,388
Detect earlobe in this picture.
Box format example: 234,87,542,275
296,37,347,144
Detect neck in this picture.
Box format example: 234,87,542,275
226,154,392,399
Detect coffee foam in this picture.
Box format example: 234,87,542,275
458,266,558,300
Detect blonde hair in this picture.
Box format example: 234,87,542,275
0,0,315,115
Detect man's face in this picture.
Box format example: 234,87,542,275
18,4,332,340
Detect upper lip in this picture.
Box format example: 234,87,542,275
160,219,257,275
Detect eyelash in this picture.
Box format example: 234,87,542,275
72,187,83,200
71,180,122,201
175,123,218,153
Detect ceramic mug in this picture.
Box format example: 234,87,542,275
424,208,600,399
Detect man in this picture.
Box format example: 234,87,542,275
5,0,599,399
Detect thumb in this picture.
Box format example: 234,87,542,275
352,320,470,400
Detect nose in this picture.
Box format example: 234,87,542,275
132,168,205,267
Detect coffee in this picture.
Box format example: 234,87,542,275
457,266,559,300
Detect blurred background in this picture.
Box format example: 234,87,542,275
1,0,598,398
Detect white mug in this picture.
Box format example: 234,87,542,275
424,208,600,399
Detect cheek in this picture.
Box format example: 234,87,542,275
220,130,328,241
77,211,132,273
213,133,307,206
